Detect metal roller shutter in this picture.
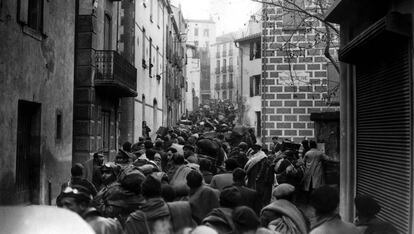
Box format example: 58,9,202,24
356,39,412,234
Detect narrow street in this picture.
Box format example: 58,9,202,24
0,0,412,233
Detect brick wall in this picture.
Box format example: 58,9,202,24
261,4,339,144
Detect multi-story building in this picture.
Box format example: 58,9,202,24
210,32,240,102
73,0,137,163
0,0,75,204
134,0,169,139
261,2,339,144
186,19,216,104
164,4,187,126
327,0,414,232
235,16,262,137
186,44,201,112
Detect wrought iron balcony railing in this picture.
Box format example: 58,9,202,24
95,50,137,97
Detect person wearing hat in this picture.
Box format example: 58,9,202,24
260,183,309,234
183,144,199,164
61,163,97,197
92,162,120,209
354,195,397,234
59,185,123,234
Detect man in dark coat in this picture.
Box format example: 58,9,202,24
61,163,97,197
187,170,220,224
231,168,260,214
202,187,242,234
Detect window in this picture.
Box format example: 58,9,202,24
229,73,233,82
250,75,261,97
157,0,161,26
104,14,111,50
222,91,227,100
229,57,233,66
194,40,199,47
203,29,209,37
216,60,220,69
229,90,233,99
327,62,340,105
256,111,261,137
16,100,41,204
223,59,226,68
223,43,227,53
102,111,110,154
149,37,153,77
223,74,227,83
249,39,261,60
216,75,220,84
18,0,44,32
194,28,198,36
142,28,146,68
282,0,305,29
150,0,153,22
56,110,62,141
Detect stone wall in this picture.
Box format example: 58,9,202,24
261,4,339,144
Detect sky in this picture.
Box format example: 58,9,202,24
171,0,261,35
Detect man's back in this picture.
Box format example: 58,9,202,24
210,173,233,191
234,185,260,214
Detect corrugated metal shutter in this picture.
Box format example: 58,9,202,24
356,40,412,234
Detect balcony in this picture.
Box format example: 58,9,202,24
221,82,227,89
95,50,137,97
228,81,234,89
215,83,221,90
215,67,220,74
221,66,227,73
228,65,233,72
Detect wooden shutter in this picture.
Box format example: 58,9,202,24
355,39,412,234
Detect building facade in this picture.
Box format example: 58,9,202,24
0,0,75,204
210,33,240,102
186,44,201,112
186,19,216,104
73,0,137,163
261,1,339,144
327,0,414,232
235,17,262,137
134,0,168,139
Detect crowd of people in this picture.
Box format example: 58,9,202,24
56,117,399,234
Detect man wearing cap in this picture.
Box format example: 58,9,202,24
61,163,97,197
183,144,199,164
59,185,123,234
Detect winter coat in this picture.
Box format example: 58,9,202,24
302,149,329,191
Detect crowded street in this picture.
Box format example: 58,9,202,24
1,0,413,233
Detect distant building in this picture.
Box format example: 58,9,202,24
261,1,339,144
186,19,216,104
0,0,75,204
210,32,240,102
235,16,262,137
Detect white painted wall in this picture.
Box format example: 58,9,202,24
185,47,201,111
134,0,167,141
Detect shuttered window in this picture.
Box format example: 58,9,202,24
355,38,412,234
